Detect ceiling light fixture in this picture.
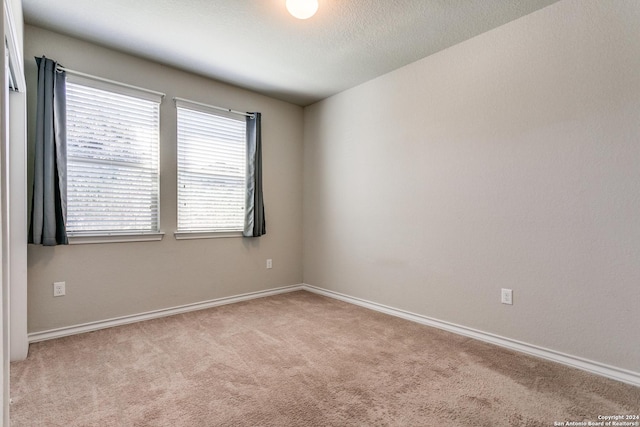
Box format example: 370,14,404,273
286,0,318,20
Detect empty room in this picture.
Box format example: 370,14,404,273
1,0,639,425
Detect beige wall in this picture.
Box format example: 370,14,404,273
303,0,640,372
25,0,640,375
25,26,304,332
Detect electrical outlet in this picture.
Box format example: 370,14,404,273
53,281,66,297
266,259,273,269
501,288,513,305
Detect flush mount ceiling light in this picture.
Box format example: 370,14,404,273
286,0,318,20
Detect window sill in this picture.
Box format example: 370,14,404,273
174,231,243,240
68,232,165,245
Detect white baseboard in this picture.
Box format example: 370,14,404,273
27,282,639,388
301,284,640,388
28,284,304,343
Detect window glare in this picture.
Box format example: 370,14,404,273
177,106,246,232
66,82,160,234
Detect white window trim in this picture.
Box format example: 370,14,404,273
173,231,243,240
69,232,165,245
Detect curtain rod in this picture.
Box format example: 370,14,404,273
173,97,254,118
56,65,166,99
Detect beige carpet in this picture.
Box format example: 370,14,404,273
10,291,639,426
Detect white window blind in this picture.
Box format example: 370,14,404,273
176,101,247,232
66,79,161,234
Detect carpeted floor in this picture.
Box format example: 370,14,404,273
10,291,640,426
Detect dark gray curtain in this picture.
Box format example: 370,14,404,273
29,56,68,245
243,112,266,237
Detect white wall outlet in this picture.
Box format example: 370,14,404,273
501,288,513,305
266,259,273,269
53,281,66,297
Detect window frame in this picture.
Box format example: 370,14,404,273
174,98,249,239
64,74,165,244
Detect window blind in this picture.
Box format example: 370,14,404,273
176,103,247,232
66,81,161,234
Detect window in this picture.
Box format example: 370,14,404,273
176,100,247,233
65,77,161,236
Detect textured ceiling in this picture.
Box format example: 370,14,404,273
22,0,561,106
